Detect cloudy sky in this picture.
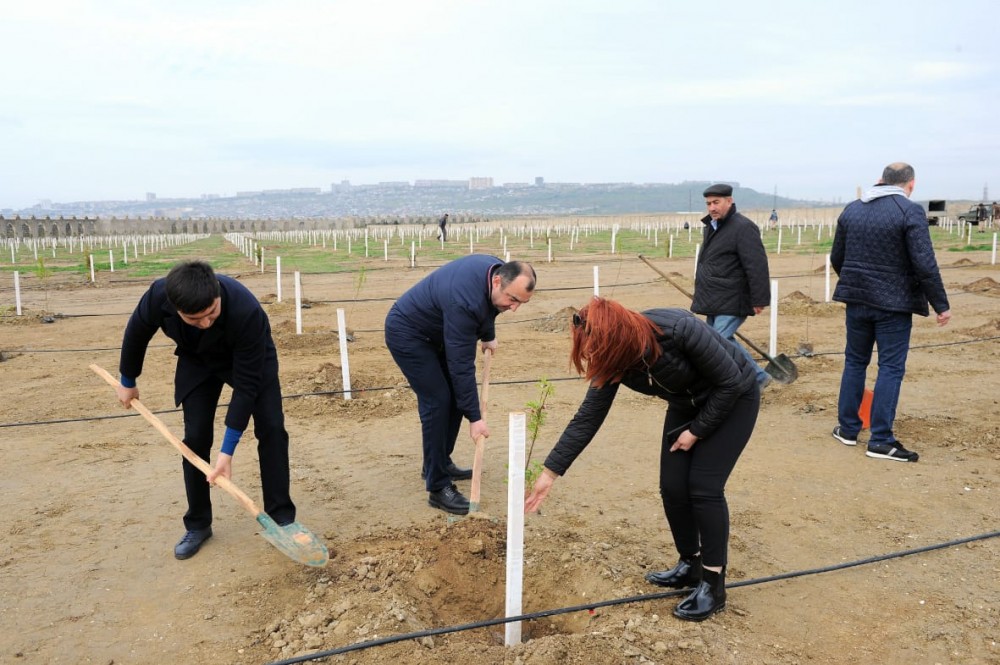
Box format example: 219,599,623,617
2,0,998,209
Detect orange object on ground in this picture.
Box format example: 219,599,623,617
859,388,874,430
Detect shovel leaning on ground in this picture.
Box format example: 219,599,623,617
468,348,493,514
90,364,330,567
637,254,799,384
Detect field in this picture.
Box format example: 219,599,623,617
2,212,999,665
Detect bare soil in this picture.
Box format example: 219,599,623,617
2,246,999,665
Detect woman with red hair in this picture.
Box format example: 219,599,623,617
525,297,761,621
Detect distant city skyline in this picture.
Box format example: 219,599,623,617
2,1,997,209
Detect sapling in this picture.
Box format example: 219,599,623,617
523,378,555,487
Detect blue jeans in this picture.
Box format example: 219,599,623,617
837,303,912,446
706,314,770,386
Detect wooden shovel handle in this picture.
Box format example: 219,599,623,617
89,363,262,518
469,348,493,506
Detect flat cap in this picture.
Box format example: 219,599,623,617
703,183,733,197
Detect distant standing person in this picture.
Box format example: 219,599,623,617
437,213,449,242
385,255,536,515
830,162,951,462
768,209,778,230
976,203,988,229
691,184,773,388
992,202,1000,228
115,260,298,560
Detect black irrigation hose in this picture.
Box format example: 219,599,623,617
4,333,1000,427
0,377,586,429
266,529,1000,665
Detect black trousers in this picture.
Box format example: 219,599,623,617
385,311,464,492
658,385,759,567
180,375,296,530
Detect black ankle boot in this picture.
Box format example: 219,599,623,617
673,566,726,621
644,555,702,589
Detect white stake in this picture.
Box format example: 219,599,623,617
109,250,114,272
337,308,352,400
505,411,526,647
992,233,997,265
14,271,22,316
276,256,282,302
769,280,779,357
825,254,832,302
593,265,600,296
89,254,95,282
410,241,416,268
693,243,700,279
294,271,302,335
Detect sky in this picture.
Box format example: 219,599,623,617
2,0,998,209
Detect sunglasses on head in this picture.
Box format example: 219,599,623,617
572,313,585,328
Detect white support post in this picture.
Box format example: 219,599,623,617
410,241,416,268
89,254,95,283
276,256,282,302
593,266,600,296
109,250,115,272
337,308,352,400
693,243,700,279
992,233,997,265
825,254,832,302
504,411,526,647
769,280,778,357
547,237,552,263
294,271,302,335
14,271,22,316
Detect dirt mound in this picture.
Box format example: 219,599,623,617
530,306,578,333
963,319,1000,338
950,258,977,267
776,291,841,317
282,362,414,420
961,277,1000,295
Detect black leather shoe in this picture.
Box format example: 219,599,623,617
445,462,473,481
174,527,212,560
428,484,470,515
673,567,726,621
645,554,702,589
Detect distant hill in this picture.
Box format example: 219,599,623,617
6,181,829,220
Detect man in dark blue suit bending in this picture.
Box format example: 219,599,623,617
116,260,297,560
385,255,536,515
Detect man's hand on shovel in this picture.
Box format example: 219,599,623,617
470,419,490,444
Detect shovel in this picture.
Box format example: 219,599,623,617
637,255,798,384
90,364,329,567
468,348,493,514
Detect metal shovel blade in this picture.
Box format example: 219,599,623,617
256,515,330,567
763,354,798,384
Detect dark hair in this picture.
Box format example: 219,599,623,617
496,260,536,291
165,260,221,314
881,162,915,186
570,297,661,388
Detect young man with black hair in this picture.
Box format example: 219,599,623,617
116,260,297,559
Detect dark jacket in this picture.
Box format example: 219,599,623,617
119,274,278,432
831,187,949,316
544,309,757,476
690,204,771,317
386,254,503,422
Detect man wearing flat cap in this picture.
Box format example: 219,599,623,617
690,183,773,388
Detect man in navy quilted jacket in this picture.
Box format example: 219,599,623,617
830,162,951,462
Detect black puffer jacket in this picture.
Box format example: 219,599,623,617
690,204,771,317
543,309,758,476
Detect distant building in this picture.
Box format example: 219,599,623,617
414,179,467,188
534,177,544,187
331,180,351,192
146,192,156,201
468,177,493,190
